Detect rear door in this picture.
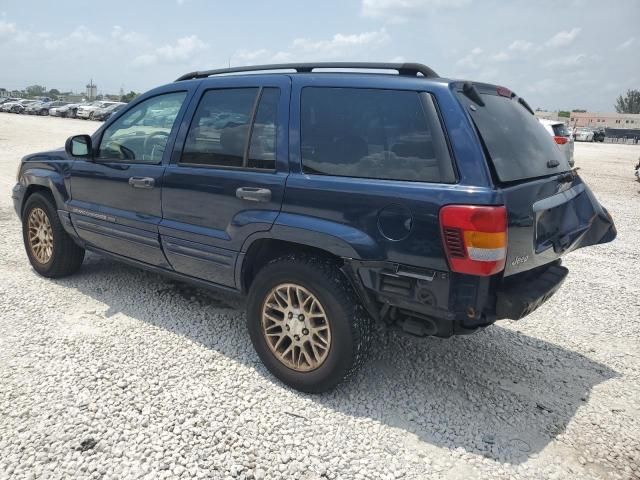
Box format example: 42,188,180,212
68,90,190,267
455,83,615,276
160,75,290,287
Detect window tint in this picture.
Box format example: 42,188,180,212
181,88,257,168
247,88,279,169
458,87,571,182
300,88,454,183
98,92,186,163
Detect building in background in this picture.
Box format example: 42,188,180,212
569,111,640,129
0,88,9,98
85,80,97,100
535,111,560,121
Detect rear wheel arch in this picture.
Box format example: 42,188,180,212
240,238,345,294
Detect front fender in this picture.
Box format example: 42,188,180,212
20,163,71,212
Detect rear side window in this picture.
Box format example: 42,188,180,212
300,87,455,183
458,86,571,182
181,87,279,169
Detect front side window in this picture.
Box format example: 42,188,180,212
181,87,279,169
98,92,187,163
300,87,455,183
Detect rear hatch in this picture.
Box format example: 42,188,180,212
454,82,616,276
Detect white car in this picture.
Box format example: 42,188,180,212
574,127,594,142
76,101,120,120
538,119,575,167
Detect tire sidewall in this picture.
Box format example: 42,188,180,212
247,260,356,393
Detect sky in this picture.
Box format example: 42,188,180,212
0,0,638,112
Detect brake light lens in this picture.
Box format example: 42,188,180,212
554,136,568,145
496,86,512,97
439,205,507,276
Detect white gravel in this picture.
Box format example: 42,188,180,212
0,113,639,480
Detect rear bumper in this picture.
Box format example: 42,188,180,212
344,259,569,337
496,261,568,320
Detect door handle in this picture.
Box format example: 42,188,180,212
128,177,155,189
236,187,271,202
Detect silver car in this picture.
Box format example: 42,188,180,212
538,119,575,167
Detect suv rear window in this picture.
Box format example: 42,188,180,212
551,123,570,137
458,84,571,182
301,87,455,183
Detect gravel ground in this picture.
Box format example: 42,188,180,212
0,113,639,480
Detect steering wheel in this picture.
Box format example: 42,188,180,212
143,131,170,161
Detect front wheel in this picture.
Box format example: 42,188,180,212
22,192,85,277
247,254,372,393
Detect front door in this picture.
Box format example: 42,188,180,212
160,76,290,287
68,91,189,267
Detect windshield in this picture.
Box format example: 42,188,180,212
456,83,571,182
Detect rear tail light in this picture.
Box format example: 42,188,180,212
554,136,568,145
439,205,507,276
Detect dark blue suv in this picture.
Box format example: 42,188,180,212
12,63,616,392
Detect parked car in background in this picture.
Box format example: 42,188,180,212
24,102,45,115
592,127,606,142
538,119,575,166
92,102,126,121
36,101,72,116
4,99,38,114
76,101,121,120
12,62,617,392
50,103,83,118
574,127,594,142
0,97,21,106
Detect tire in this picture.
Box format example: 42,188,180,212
22,192,85,278
89,112,95,120
247,254,372,393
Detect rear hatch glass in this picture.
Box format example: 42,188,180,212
551,123,570,137
455,83,572,183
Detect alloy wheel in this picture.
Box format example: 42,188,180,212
261,283,332,372
27,207,54,264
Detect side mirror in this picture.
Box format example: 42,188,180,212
65,134,92,158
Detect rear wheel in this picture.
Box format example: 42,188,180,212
247,254,372,393
22,192,85,277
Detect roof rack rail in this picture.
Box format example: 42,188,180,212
175,62,439,82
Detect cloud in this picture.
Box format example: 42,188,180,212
508,40,534,52
292,29,389,55
545,28,581,47
361,0,471,22
133,35,207,66
617,37,635,50
489,51,510,62
43,26,101,50
544,53,587,68
0,19,16,40
232,29,390,65
455,47,483,69
111,25,148,45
